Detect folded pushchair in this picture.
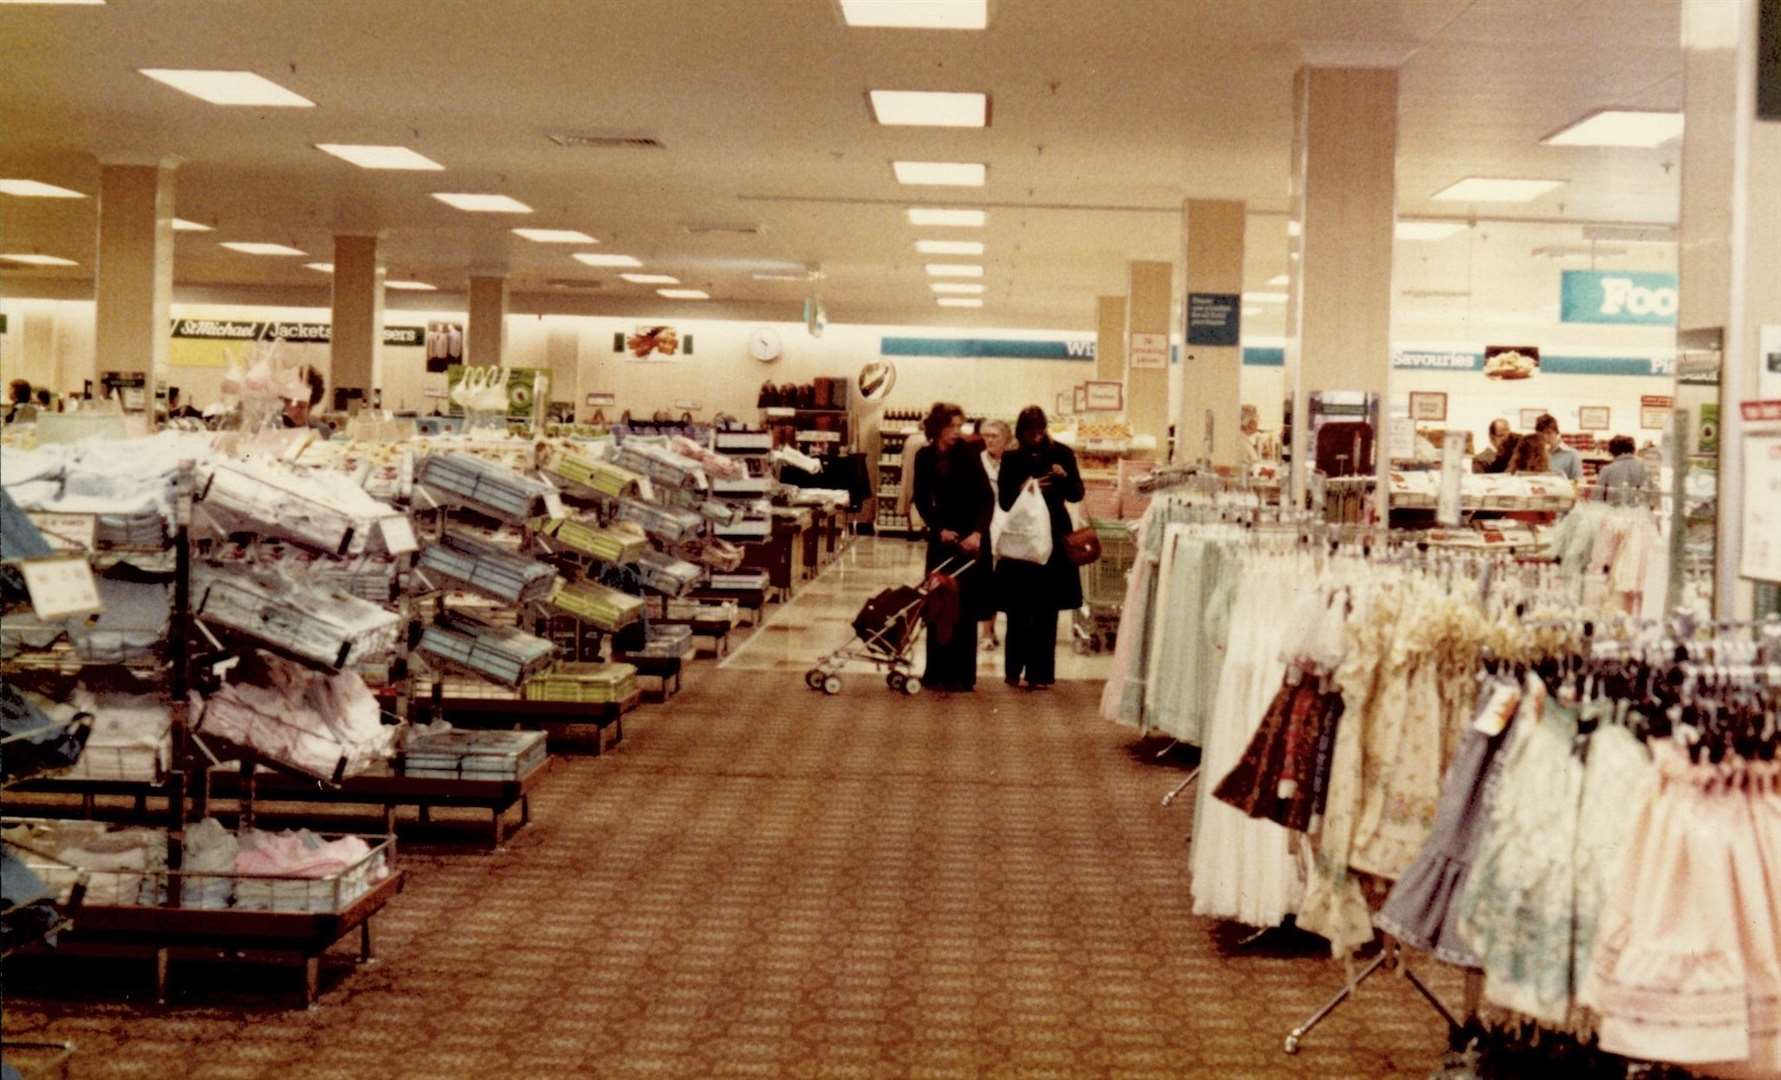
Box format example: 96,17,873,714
804,555,973,696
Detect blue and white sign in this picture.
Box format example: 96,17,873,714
1560,270,1679,326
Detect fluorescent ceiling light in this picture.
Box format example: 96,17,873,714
931,282,986,294
926,263,984,277
915,239,983,255
0,1,106,5
513,228,596,243
621,273,680,284
220,241,306,256
657,288,709,300
573,252,642,268
315,143,443,170
1396,221,1467,241
907,207,985,227
385,279,436,291
0,253,79,266
893,161,986,186
1541,109,1683,148
752,272,805,282
171,218,212,232
304,262,334,272
1266,274,1288,286
937,298,984,308
433,192,532,213
868,90,988,128
1242,306,1262,316
839,0,986,29
1287,221,1301,238
1432,177,1566,203
0,179,85,198
1242,291,1288,303
138,68,314,107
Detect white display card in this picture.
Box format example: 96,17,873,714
21,557,102,620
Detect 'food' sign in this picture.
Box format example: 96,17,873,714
1560,270,1679,326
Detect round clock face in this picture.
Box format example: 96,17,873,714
749,327,783,362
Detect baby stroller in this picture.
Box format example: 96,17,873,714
805,555,975,696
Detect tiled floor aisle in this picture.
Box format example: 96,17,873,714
1,537,1459,1079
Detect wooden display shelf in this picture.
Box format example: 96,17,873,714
13,870,404,1007
611,651,686,702
649,617,734,657
196,758,549,848
407,694,638,755
688,585,768,624
3,773,186,829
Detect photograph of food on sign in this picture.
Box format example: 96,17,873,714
626,325,680,359
1483,345,1540,381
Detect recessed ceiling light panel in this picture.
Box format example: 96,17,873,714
926,264,984,277
0,179,86,198
839,0,986,29
385,280,436,291
432,193,532,213
1396,221,1468,241
869,90,988,127
171,218,212,232
513,228,596,243
907,207,986,227
1432,177,1566,203
0,253,79,266
139,68,314,107
304,262,334,273
657,288,709,300
573,253,642,268
1266,274,1289,286
915,239,984,255
1242,291,1288,303
220,241,306,256
621,273,680,284
931,282,986,294
315,144,444,170
937,298,984,308
893,160,986,186
1541,109,1683,148
0,1,106,5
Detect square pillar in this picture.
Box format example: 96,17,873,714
330,234,383,401
1179,198,1246,466
1125,261,1172,445
467,274,508,366
1094,295,1126,381
94,163,175,395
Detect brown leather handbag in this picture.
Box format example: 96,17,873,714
1063,525,1102,566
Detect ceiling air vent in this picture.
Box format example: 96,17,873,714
547,131,665,150
683,222,765,237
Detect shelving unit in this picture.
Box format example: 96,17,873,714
874,409,921,535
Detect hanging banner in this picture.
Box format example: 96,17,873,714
1560,270,1679,326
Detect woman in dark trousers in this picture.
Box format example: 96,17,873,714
911,402,994,693
995,406,1083,689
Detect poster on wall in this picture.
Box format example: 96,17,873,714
444,365,549,421
1128,331,1169,369
1084,381,1124,412
426,322,463,373
1408,391,1447,422
617,325,692,361
1578,406,1611,432
1483,345,1539,381
1640,395,1674,429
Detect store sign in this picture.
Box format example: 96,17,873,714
1560,270,1679,326
1128,331,1168,369
1641,394,1674,430
1185,293,1240,346
1393,351,1481,371
880,336,1097,361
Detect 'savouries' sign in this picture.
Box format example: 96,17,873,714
1560,270,1679,326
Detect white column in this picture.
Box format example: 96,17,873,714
93,162,176,399
1179,198,1247,467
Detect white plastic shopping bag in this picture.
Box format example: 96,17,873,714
995,480,1053,565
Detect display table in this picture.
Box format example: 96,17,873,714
407,695,636,755
650,616,734,657
612,650,686,702
3,774,186,830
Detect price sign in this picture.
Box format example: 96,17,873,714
26,512,97,552
21,557,102,620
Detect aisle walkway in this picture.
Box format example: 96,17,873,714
3,547,1458,1079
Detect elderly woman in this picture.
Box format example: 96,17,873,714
911,402,994,693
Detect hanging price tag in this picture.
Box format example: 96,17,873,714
20,556,102,620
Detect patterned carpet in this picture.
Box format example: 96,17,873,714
2,672,1460,1079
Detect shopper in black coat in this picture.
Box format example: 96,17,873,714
994,405,1083,689
911,402,994,692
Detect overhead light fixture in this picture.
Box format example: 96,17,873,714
907,207,985,227
220,241,306,256
0,253,79,266
915,239,984,255
657,288,709,300
937,298,984,308
138,68,314,107
868,90,988,128
751,272,806,282
1242,306,1262,316
0,179,86,198
573,252,642,268
433,192,532,213
892,161,987,186
931,282,986,294
621,273,680,284
1242,291,1288,303
304,262,334,272
839,0,986,29
0,1,106,5
171,218,212,232
1287,221,1301,238
385,279,436,291
1397,221,1468,241
1541,108,1683,148
513,228,596,243
1432,177,1566,203
926,264,984,278
1266,274,1288,286
315,143,443,170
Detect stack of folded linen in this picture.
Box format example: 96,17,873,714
621,624,695,659
233,829,388,913
535,517,647,565
193,564,399,669
180,817,240,910
634,549,703,597
416,452,556,522
615,497,703,543
668,435,742,481
5,820,168,906
62,689,172,781
400,727,547,781
522,661,638,704
0,572,171,663
417,610,558,688
197,459,408,557
544,449,642,499
709,568,770,591
3,432,215,549
547,579,645,632
677,536,744,573
209,541,399,605
195,651,397,779
610,441,707,489
418,530,556,605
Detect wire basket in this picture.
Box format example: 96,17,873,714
416,452,555,523
536,518,647,565
418,530,556,605
522,662,638,704
417,611,559,688
547,579,645,632
193,565,400,670
615,498,704,543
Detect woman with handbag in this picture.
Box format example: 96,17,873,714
994,406,1084,690
911,403,994,693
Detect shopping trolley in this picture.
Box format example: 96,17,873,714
805,555,975,697
1073,519,1136,654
